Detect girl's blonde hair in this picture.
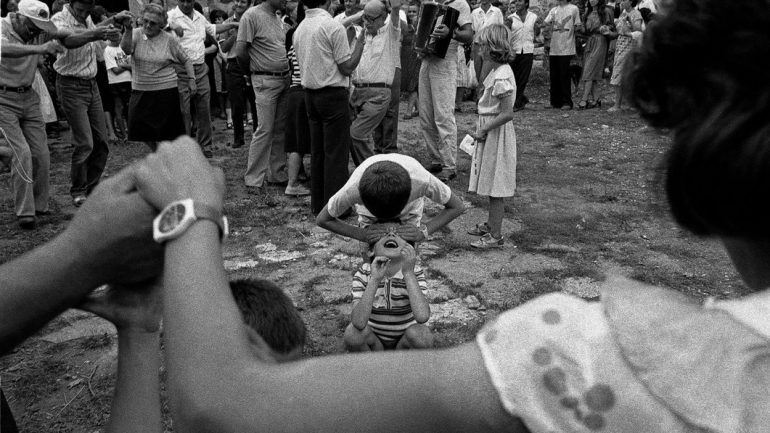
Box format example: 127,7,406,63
476,24,511,64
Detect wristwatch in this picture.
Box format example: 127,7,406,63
153,198,229,243
419,224,430,241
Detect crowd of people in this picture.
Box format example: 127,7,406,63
2,0,770,431
0,0,659,232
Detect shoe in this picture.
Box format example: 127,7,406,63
467,222,490,236
231,141,244,149
607,106,621,113
427,164,443,174
73,195,86,207
285,184,311,196
35,210,52,216
226,121,233,129
577,101,588,110
437,171,456,182
18,216,36,230
561,105,573,111
267,179,288,187
470,233,504,249
247,118,253,125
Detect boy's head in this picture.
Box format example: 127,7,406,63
368,224,416,276
358,161,412,221
229,278,306,363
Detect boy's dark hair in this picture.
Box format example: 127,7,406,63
209,8,227,22
358,161,411,220
229,278,307,355
629,0,770,239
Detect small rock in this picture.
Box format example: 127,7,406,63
464,295,481,310
601,124,609,129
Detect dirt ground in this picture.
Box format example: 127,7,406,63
0,67,747,432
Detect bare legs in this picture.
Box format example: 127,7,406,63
344,323,433,351
488,196,504,238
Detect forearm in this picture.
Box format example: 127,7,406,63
317,208,368,241
340,11,363,28
0,41,44,57
215,23,237,34
351,282,378,329
453,25,473,45
0,234,107,355
60,29,99,49
184,60,195,81
107,330,162,433
404,273,430,323
339,39,365,75
162,222,257,430
220,33,237,53
424,194,464,235
481,112,514,134
236,52,250,74
120,28,133,54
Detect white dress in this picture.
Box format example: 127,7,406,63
468,64,517,198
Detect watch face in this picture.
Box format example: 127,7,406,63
158,203,187,233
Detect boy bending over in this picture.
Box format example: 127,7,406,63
345,226,432,351
317,154,465,245
80,278,305,433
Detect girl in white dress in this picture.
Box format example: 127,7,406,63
467,24,517,249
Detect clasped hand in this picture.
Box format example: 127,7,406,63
365,224,425,244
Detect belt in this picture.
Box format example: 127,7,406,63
0,85,32,93
252,70,290,77
353,82,390,88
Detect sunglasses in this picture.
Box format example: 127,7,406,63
363,12,384,22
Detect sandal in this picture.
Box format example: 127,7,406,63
226,121,233,129
577,101,588,110
468,222,490,236
470,233,505,249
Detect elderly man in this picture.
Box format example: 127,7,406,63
233,0,290,189
348,0,402,166
167,0,238,158
419,0,473,181
0,0,63,230
50,0,123,208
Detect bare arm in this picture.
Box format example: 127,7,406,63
316,207,369,242
0,40,60,58
401,247,430,323
390,0,402,28
337,29,365,76
220,30,237,53
453,23,473,45
424,191,465,235
215,22,239,34
120,25,134,55
233,40,251,75
58,27,118,49
340,10,364,28
351,264,384,330
476,93,514,138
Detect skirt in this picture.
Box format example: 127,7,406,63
580,33,608,82
285,86,310,154
610,35,633,86
127,87,186,142
468,115,517,198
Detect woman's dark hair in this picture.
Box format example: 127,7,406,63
584,0,610,25
193,1,203,14
209,8,227,22
629,0,770,239
285,0,305,51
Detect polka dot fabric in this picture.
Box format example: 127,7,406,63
476,293,691,432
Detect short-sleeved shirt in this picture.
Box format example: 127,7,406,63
544,3,581,55
51,5,98,78
509,10,539,54
476,279,770,433
471,5,504,42
352,262,428,342
167,7,217,64
103,45,131,84
294,8,351,89
0,15,43,87
326,153,452,226
130,29,190,91
444,0,472,59
477,63,515,115
237,4,288,73
354,18,401,85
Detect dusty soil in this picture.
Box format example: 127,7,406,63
0,68,747,432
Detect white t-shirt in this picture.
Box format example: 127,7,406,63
326,154,452,226
103,45,132,85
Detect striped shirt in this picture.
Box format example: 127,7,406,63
51,5,98,79
287,46,301,87
352,263,428,342
129,29,190,91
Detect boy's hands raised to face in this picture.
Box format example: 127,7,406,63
400,244,417,275
370,256,391,281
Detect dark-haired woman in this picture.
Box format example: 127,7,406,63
577,0,613,109
607,0,641,112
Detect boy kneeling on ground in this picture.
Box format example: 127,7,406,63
345,225,433,351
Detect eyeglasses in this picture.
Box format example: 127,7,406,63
363,12,384,22
143,19,162,27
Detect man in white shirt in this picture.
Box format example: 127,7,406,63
349,0,401,165
471,0,503,81
507,0,540,110
543,0,581,110
167,0,238,157
419,0,473,182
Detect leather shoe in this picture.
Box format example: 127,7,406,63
267,179,288,187
437,171,456,182
18,216,36,230
427,164,443,173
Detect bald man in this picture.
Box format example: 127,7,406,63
348,0,402,166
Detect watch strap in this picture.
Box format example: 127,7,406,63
193,202,227,239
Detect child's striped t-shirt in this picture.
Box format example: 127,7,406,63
351,263,428,342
